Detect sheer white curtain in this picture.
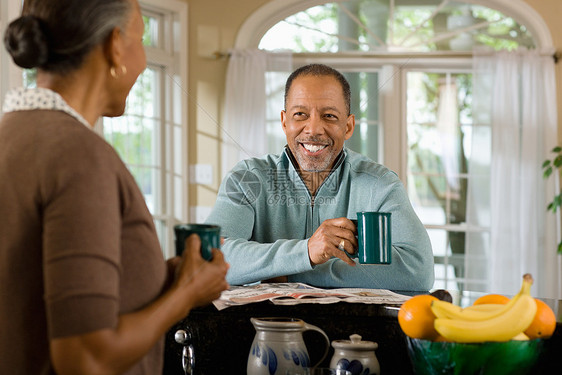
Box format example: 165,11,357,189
221,49,292,177
467,48,559,298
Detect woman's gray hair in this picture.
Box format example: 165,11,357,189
4,0,134,74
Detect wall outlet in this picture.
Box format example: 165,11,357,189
189,164,213,185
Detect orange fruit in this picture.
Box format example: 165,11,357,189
524,299,556,339
473,293,510,305
398,294,439,340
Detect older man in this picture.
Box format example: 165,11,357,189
207,64,434,291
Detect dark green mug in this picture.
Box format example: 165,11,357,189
354,212,392,264
173,224,220,261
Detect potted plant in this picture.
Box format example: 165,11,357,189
542,146,562,253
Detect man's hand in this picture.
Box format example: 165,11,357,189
308,217,358,266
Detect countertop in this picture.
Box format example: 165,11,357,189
163,290,562,374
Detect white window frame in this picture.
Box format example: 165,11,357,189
102,0,189,259
236,0,553,51
400,62,482,291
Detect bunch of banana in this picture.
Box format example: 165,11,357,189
430,274,537,343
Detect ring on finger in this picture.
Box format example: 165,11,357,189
338,239,345,251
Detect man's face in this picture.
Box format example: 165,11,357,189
281,75,355,172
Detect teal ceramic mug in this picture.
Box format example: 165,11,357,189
352,212,392,264
173,224,220,261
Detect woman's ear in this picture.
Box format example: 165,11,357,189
104,27,123,69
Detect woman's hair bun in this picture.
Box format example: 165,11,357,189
3,15,49,69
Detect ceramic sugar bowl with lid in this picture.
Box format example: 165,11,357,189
330,334,380,375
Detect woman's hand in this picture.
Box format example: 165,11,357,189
172,234,230,310
50,234,229,375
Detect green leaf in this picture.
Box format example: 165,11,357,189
542,160,552,169
554,155,562,168
544,166,553,179
553,146,562,153
557,242,562,254
552,194,562,212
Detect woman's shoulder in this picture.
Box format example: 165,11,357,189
2,110,124,171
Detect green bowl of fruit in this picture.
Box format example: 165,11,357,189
406,338,544,375
400,276,555,374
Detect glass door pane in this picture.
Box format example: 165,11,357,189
345,71,381,163
104,67,161,214
406,70,474,290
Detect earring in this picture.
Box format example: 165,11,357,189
110,65,128,79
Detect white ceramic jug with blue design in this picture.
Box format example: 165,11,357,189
247,317,330,375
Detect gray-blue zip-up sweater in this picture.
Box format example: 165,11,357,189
206,147,434,291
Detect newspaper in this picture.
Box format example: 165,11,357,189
212,282,411,310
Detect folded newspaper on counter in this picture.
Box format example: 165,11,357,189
213,282,411,310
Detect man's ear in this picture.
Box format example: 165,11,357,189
344,114,355,140
281,110,288,135
104,27,123,68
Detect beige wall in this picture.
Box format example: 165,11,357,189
184,0,562,214
185,0,267,214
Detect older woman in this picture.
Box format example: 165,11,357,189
0,0,229,374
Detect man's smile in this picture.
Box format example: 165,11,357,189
300,142,328,155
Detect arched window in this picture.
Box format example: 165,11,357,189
236,0,555,293
259,1,534,53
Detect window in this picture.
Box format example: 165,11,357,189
102,1,188,259
0,0,188,259
259,1,533,53
406,69,480,290
258,0,542,292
